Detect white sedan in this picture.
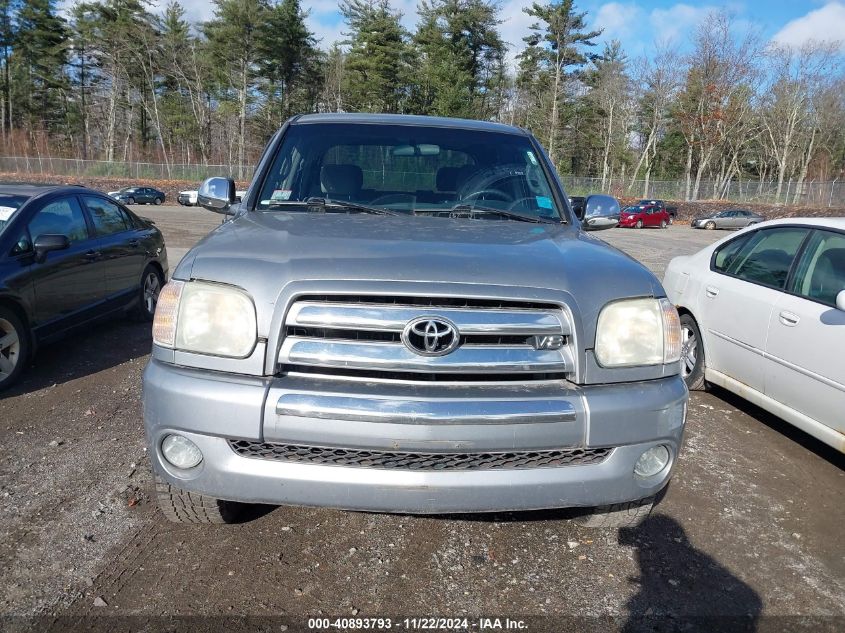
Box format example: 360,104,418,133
664,218,845,452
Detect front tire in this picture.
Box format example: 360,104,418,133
660,219,667,229
680,313,707,390
133,265,164,322
704,221,716,230
573,495,656,529
127,197,135,205
154,197,162,205
155,475,242,524
0,307,29,392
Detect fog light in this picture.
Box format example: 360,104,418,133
634,445,670,478
161,434,203,469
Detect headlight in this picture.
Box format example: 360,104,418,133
595,297,681,368
152,280,257,358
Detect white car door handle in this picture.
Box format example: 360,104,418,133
779,311,800,326
705,285,719,298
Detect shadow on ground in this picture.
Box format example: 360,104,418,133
1,318,151,399
619,514,761,632
708,385,844,469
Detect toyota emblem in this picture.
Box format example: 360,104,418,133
401,317,460,356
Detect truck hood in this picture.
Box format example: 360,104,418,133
175,212,663,336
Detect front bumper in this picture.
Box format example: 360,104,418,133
143,360,687,513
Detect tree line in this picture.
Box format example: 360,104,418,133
0,0,843,201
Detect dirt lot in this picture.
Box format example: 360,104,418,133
1,206,843,632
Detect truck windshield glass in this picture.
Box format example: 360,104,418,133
256,123,564,222
0,195,28,235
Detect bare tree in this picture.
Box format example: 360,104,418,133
629,44,680,196
675,12,761,200
760,42,840,203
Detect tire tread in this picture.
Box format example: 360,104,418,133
155,476,239,524
573,495,656,529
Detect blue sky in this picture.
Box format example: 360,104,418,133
167,0,845,62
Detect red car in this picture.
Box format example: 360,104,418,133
618,204,670,229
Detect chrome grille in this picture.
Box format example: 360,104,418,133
228,440,611,471
278,295,574,378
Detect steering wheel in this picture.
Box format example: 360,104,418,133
507,196,544,211
367,193,415,207
461,189,513,203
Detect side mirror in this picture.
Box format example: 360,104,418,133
198,177,236,215
581,194,620,231
837,290,845,312
568,197,586,221
33,234,69,262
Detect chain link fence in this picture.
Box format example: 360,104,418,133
0,156,243,182
561,175,845,207
1,155,842,207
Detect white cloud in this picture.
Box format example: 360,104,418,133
772,2,845,50
594,2,644,43
648,3,714,45
499,0,538,65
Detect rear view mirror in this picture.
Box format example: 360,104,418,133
391,144,440,157
581,194,620,231
198,177,236,215
837,290,845,312
33,234,69,262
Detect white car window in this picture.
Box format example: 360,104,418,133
712,234,752,272
721,228,809,290
789,230,845,306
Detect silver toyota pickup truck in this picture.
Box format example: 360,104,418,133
144,113,687,527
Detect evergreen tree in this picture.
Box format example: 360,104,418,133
411,0,504,118
203,0,270,176
158,2,197,160
12,0,68,136
258,0,316,126
67,2,99,158
517,0,600,167
340,0,408,113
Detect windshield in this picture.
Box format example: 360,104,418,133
0,194,28,235
255,123,564,222
623,206,645,214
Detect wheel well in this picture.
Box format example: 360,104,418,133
0,297,29,328
676,306,706,354
0,297,34,349
145,261,165,281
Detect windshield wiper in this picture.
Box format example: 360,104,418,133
263,197,400,216
441,204,559,224
305,197,400,216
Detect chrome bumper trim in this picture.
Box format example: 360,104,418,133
275,392,577,425
278,337,572,373
287,301,569,335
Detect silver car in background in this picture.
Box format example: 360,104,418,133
664,218,845,452
692,209,764,230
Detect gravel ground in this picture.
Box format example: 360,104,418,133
1,206,843,632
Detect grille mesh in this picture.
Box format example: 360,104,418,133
228,440,611,471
